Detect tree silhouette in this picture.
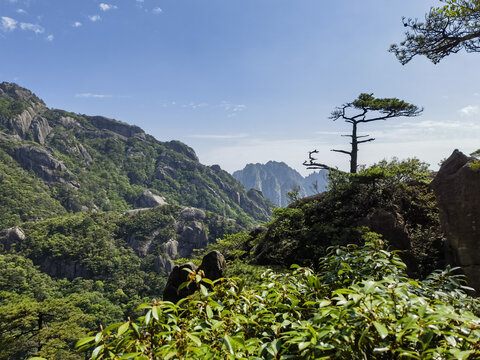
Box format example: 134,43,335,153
304,93,423,174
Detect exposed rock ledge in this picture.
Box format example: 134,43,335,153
431,149,480,293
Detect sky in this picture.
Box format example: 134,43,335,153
1,0,480,176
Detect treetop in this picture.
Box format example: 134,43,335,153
331,93,423,122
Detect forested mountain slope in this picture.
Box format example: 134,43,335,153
0,82,272,229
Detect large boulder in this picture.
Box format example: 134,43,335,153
134,190,167,208
198,250,226,281
431,149,480,292
0,226,25,251
365,209,410,251
162,262,198,302
162,251,227,302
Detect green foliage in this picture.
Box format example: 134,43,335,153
286,185,301,204
0,149,67,229
391,0,480,64
469,149,480,171
17,212,167,298
349,93,422,115
254,158,443,278
1,99,271,225
0,98,29,119
0,292,92,360
78,235,480,359
0,202,246,358
321,94,422,173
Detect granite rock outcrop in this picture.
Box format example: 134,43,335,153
431,149,480,292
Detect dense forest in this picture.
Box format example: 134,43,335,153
2,0,480,359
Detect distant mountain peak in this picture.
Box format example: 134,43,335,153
233,162,328,207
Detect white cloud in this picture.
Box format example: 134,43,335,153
182,102,209,109
46,34,54,41
395,120,464,130
75,93,113,98
73,21,82,27
189,133,249,140
136,0,144,2
16,9,26,14
89,15,101,22
220,101,246,117
152,7,163,14
20,22,44,34
459,105,480,116
99,3,118,11
1,16,17,31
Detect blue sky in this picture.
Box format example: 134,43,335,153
1,0,480,175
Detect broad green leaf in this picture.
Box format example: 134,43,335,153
152,306,159,321
91,344,104,360
200,284,209,297
76,336,96,348
224,335,234,354
206,305,213,319
298,342,310,351
373,321,389,339
117,321,130,336
187,332,202,346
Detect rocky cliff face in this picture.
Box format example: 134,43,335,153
233,161,327,207
431,149,480,292
0,82,272,226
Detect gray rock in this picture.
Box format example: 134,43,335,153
162,251,227,302
198,250,226,281
135,190,167,208
40,257,90,280
365,209,410,250
31,116,52,145
179,207,206,221
58,116,81,129
127,233,153,257
13,144,75,185
431,149,480,292
164,140,199,162
155,166,177,180
176,220,208,258
162,262,198,302
154,254,175,274
124,208,151,216
233,161,328,207
88,115,145,139
161,238,179,258
0,226,25,251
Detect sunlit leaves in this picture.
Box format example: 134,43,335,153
78,235,480,359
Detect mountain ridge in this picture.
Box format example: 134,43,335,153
0,82,273,228
233,160,328,206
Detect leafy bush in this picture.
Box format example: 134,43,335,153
77,234,480,359
0,98,29,119
252,158,444,278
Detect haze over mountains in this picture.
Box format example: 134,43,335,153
233,161,328,207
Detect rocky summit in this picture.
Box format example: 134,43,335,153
233,161,328,207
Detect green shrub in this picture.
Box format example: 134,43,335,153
77,234,480,359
